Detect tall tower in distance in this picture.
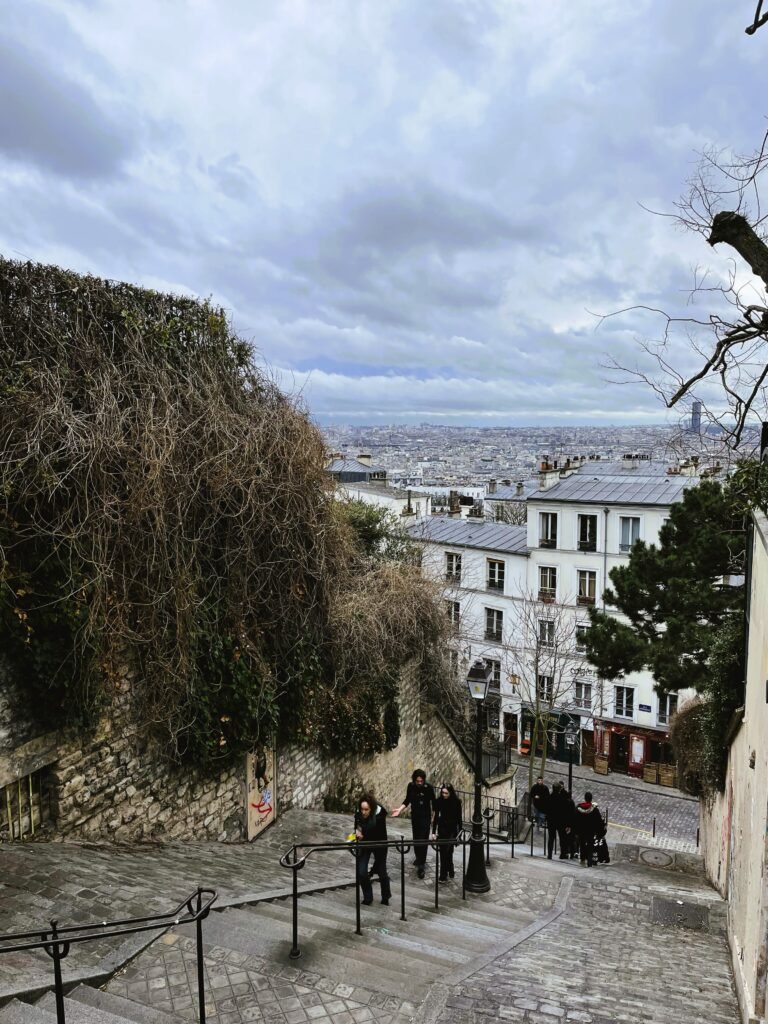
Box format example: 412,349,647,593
691,401,702,434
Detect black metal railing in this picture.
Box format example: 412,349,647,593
279,827,516,960
0,888,216,1024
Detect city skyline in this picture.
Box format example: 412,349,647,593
1,2,764,426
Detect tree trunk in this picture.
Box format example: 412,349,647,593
708,211,768,287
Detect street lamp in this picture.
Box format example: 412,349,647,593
565,721,578,795
464,660,492,894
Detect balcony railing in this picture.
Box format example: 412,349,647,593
485,630,503,643
486,580,504,591
615,708,634,720
539,537,557,549
577,595,596,606
619,543,633,553
578,540,597,552
538,590,556,603
445,572,461,583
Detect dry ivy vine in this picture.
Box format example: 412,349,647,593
0,258,450,766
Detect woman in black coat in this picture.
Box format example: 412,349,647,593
354,794,392,905
431,783,463,881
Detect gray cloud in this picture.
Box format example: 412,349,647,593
0,39,133,179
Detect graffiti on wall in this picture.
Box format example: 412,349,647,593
246,746,276,840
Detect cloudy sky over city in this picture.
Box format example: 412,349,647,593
1,1,765,425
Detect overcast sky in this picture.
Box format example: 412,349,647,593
1,1,765,426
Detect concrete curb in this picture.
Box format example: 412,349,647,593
407,874,575,1024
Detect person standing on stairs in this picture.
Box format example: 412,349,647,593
431,783,462,881
354,794,392,905
392,768,436,878
574,790,603,867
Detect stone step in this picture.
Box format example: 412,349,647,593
66,984,186,1024
38,991,140,1024
0,1001,58,1024
288,890,530,946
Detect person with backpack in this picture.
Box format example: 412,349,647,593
574,790,604,867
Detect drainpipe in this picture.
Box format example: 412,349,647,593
599,507,610,719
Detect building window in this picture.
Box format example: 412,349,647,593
577,514,598,552
485,607,503,642
577,569,597,606
537,674,553,703
483,658,501,689
658,693,679,725
574,680,592,710
538,619,555,648
615,685,634,719
538,565,557,602
619,516,641,553
539,512,558,548
448,650,459,676
445,600,460,629
508,673,520,692
575,622,590,652
487,558,505,591
445,551,462,582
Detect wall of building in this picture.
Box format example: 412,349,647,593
700,511,768,1024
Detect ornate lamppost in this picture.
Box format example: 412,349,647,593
464,660,492,893
565,720,578,795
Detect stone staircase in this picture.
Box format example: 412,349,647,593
0,857,548,1023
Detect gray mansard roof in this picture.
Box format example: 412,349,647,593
407,517,528,555
530,472,694,507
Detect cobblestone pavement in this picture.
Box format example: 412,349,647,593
1,809,737,1024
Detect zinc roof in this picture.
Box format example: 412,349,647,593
530,473,694,507
407,517,528,555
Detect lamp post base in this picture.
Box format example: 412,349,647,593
463,833,490,893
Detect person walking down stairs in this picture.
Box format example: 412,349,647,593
574,790,603,867
431,783,462,882
392,769,436,879
354,794,392,905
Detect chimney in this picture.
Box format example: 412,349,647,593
357,453,372,466
516,480,525,496
448,490,461,518
488,479,497,494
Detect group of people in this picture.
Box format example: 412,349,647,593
530,777,608,867
353,769,462,906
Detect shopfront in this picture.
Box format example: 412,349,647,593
594,719,674,777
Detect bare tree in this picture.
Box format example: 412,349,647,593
746,1,768,35
503,592,584,794
485,500,527,526
604,130,768,448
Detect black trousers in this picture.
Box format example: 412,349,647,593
356,848,391,903
412,819,430,866
437,836,456,878
547,824,568,858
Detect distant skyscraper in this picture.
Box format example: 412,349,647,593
691,401,702,434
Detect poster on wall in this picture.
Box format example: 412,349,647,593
246,746,276,841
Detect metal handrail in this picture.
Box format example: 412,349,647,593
279,827,517,960
0,887,216,1024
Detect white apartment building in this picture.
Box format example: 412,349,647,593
410,457,703,778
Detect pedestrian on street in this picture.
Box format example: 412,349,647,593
574,790,603,867
545,781,572,859
431,783,462,881
392,768,436,878
530,777,549,827
354,794,392,906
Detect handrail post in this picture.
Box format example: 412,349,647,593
195,888,207,1023
542,822,547,856
354,839,362,936
433,839,439,910
399,838,407,921
289,846,301,960
461,833,467,901
485,811,492,866
530,818,534,856
49,921,66,1024
511,809,516,859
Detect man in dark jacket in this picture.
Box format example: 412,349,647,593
546,781,574,859
392,768,436,878
530,777,549,827
574,790,604,867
